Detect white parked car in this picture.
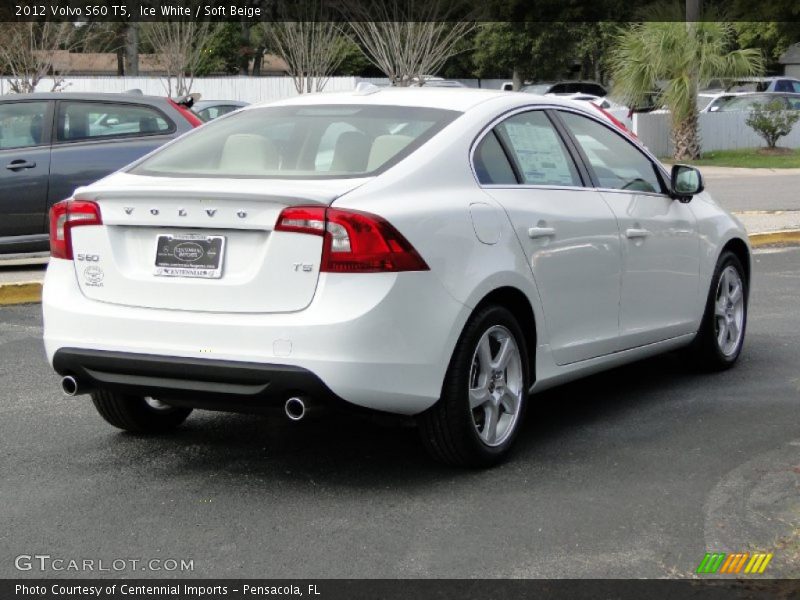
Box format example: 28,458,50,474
43,89,750,466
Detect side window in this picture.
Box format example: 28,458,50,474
0,102,48,150
494,111,582,187
792,82,800,93
473,131,516,185
559,111,663,193
57,102,172,142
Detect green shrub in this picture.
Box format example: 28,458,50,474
745,99,800,149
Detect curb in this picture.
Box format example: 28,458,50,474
0,230,798,307
748,229,800,248
0,281,42,306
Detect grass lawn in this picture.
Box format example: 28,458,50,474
662,148,800,168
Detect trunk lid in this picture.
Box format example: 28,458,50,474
69,173,368,313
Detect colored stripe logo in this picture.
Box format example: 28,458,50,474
696,552,773,574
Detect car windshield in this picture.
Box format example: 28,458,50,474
132,104,460,179
726,81,770,92
716,95,781,112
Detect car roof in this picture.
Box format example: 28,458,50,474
254,87,593,113
0,92,167,102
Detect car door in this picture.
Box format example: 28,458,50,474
556,109,700,349
48,100,177,211
474,108,623,365
0,100,53,242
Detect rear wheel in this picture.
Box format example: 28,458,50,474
689,251,748,370
418,305,529,467
91,389,192,433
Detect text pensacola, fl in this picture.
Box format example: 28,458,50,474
16,584,318,596
14,3,263,18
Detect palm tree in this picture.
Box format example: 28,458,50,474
609,12,763,160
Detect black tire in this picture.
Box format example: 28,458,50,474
418,305,530,468
689,250,748,371
91,389,192,433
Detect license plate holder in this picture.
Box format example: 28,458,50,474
154,234,226,279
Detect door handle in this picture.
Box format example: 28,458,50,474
528,226,556,239
625,228,650,239
6,160,36,171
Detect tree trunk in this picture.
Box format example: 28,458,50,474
672,113,702,160
512,68,523,91
252,47,263,76
239,22,251,76
125,23,139,76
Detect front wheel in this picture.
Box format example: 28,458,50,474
689,250,748,370
418,305,530,467
91,389,192,433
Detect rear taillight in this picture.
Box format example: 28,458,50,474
275,206,429,273
49,199,102,260
168,98,203,128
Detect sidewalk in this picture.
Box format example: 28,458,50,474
698,166,800,179
735,210,800,234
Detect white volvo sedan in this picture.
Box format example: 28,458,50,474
43,88,750,467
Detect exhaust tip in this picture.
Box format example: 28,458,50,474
285,397,306,421
61,375,79,397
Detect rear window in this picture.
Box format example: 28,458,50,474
131,104,460,179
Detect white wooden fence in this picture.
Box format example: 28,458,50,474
634,111,800,157
0,76,361,103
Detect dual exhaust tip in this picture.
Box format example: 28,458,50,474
63,376,315,422
285,396,311,421
61,375,83,397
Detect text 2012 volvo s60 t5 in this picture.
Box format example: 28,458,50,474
43,89,750,466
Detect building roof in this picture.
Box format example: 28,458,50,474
37,51,290,75
42,51,166,74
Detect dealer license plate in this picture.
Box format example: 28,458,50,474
154,234,226,279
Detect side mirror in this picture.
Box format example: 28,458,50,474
670,164,704,202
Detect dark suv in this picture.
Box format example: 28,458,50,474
0,92,200,254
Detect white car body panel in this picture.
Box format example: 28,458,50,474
598,189,701,347
43,88,750,416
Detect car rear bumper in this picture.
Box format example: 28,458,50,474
43,258,470,415
53,347,352,414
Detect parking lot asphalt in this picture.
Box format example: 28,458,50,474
1,247,798,579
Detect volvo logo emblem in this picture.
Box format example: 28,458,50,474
150,208,159,216
206,209,217,217
178,208,187,217
124,207,134,215
237,210,247,219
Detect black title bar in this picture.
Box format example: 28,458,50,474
5,579,800,600
1,0,800,22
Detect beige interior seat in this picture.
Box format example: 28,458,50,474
329,131,371,173
367,135,414,171
219,134,279,173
